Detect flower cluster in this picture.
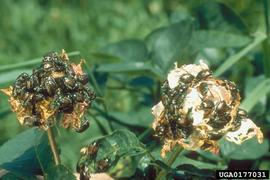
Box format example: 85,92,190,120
152,61,263,157
1,50,95,132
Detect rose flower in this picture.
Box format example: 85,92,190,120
152,61,263,157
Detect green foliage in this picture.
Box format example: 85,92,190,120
241,78,270,112
46,165,76,180
99,40,148,62
0,0,270,179
1,173,37,180
220,138,269,160
173,156,227,170
109,108,153,128
0,128,51,176
190,30,252,49
151,20,193,72
214,32,267,76
77,129,146,178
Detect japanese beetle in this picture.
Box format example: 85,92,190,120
215,101,230,114
154,124,166,138
97,158,110,172
53,92,73,112
23,116,41,127
76,74,89,85
26,75,39,91
75,118,90,133
44,76,58,96
85,141,99,156
63,76,76,90
196,69,212,81
72,92,85,103
180,73,194,84
237,108,248,119
43,52,57,61
208,132,224,141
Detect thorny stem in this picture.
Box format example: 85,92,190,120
156,146,183,180
47,127,61,165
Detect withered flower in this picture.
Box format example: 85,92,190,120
1,49,96,132
152,60,263,157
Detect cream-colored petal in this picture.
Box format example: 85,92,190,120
192,110,205,126
225,118,263,144
151,101,164,118
167,68,182,89
199,59,209,70
167,61,209,89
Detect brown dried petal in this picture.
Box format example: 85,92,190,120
60,49,69,61
0,86,13,96
62,102,88,130
71,59,85,75
36,99,56,129
1,87,29,125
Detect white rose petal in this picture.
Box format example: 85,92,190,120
151,101,164,118
225,118,263,144
167,60,209,89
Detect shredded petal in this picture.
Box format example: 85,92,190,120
225,118,263,144
152,61,263,157
71,59,86,75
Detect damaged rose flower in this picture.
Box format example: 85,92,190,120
1,50,96,132
152,61,264,157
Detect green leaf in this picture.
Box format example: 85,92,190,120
109,108,153,128
196,2,249,34
96,61,163,78
56,112,113,171
0,128,51,176
97,62,152,73
0,69,32,85
220,138,269,160
241,78,270,112
263,0,270,36
35,138,54,174
109,155,142,178
175,164,215,178
0,51,80,72
196,150,223,162
100,39,148,62
172,156,226,170
152,20,193,71
145,27,166,53
95,129,145,160
90,52,122,63
46,165,76,180
1,172,37,180
190,30,251,49
214,32,267,76
77,129,146,178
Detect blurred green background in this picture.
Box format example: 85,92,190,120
0,0,269,176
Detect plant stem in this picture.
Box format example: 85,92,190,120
263,0,270,37
156,146,183,180
263,0,270,109
84,63,103,97
138,128,152,141
214,32,267,77
0,51,80,72
47,127,61,165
